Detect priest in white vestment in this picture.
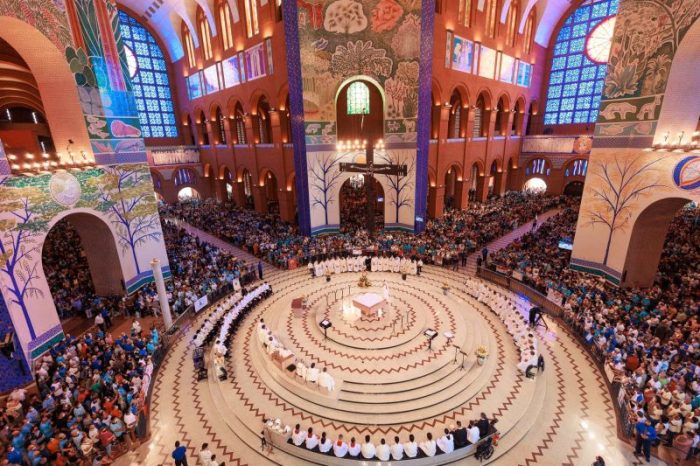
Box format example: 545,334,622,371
420,433,437,457
306,363,320,384
319,433,332,453
348,438,361,457
361,436,376,459
305,428,319,450
318,367,335,392
292,424,306,446
437,429,454,454
376,439,390,461
390,437,404,460
371,256,378,272
404,435,418,458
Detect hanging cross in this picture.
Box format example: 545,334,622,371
338,139,407,235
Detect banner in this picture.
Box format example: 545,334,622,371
194,295,209,313
546,287,564,305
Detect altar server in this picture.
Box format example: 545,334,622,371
437,428,454,454
390,436,404,460
371,256,379,272
296,360,307,380
420,432,437,457
361,435,376,459
347,437,361,457
314,261,322,277
411,259,418,275
318,367,335,392
404,434,418,458
305,427,319,450
319,432,332,453
292,424,305,446
376,438,391,461
333,434,348,457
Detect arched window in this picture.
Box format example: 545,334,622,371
198,10,213,61
526,158,550,176
495,97,508,135
234,103,247,144
199,112,210,145
505,1,518,47
473,95,487,137
218,0,234,50
565,159,588,177
347,82,370,115
448,91,463,139
182,24,196,68
243,0,259,38
544,0,619,125
174,167,196,186
118,11,178,138
256,97,272,144
485,0,498,38
458,0,472,27
216,107,227,144
523,11,535,54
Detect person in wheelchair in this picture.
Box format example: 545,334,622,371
474,436,494,461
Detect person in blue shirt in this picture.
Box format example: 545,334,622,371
634,418,655,462
172,440,188,466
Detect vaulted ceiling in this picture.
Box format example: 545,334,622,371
0,37,43,113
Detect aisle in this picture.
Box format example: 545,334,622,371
463,208,562,275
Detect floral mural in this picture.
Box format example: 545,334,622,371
297,0,422,144
596,0,700,138
0,0,72,50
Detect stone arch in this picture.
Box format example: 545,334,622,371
336,77,385,144
654,18,700,145
447,88,468,139
494,94,511,136
473,90,492,137
42,211,126,301
249,88,273,114
259,168,280,213
512,96,526,136
0,17,90,161
621,197,694,287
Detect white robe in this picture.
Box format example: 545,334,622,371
306,367,320,384
348,442,361,457
403,441,418,458
371,257,378,272
376,443,391,461
319,438,332,453
318,371,335,392
292,429,306,446
437,434,454,453
420,439,437,457
390,442,404,460
361,442,376,459
333,441,348,457
314,262,322,277
305,434,319,450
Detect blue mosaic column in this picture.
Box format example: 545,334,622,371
282,0,312,236
0,293,34,393
414,0,436,234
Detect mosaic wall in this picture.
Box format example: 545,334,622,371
0,166,170,363
297,0,422,145
572,0,700,283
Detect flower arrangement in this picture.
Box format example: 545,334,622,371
475,346,489,359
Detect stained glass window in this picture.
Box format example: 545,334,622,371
544,0,618,125
118,11,178,138
347,82,370,115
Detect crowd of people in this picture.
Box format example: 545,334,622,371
488,202,700,463
161,192,567,270
2,323,163,465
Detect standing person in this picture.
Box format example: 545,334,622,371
257,261,263,280
532,214,538,230
634,419,653,463
481,247,489,264
172,441,188,466
198,443,212,465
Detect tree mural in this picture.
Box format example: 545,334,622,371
310,153,343,225
0,177,61,339
377,151,415,223
584,154,667,265
89,165,161,275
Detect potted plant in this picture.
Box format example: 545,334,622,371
475,346,489,365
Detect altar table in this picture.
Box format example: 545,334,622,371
352,293,385,317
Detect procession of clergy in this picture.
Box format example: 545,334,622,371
309,255,423,277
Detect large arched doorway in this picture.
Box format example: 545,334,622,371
444,164,462,209
177,186,201,201
468,163,480,201
241,169,254,209
336,79,384,143
339,175,385,233
42,214,124,330
564,181,584,196
261,170,279,213
621,198,695,288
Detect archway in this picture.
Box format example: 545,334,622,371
621,198,694,288
0,17,90,160
41,214,124,328
178,186,201,201
221,167,235,202
523,177,547,193
564,181,584,196
261,170,279,213
444,164,462,209
339,175,385,233
336,79,384,143
468,163,480,201
505,158,517,191
489,160,502,197
241,169,254,209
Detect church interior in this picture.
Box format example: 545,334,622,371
0,0,698,465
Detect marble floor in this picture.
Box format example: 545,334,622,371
113,221,673,466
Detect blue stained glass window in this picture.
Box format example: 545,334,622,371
118,10,178,138
544,0,618,125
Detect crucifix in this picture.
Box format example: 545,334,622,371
338,138,407,235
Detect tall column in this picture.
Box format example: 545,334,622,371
150,259,172,329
